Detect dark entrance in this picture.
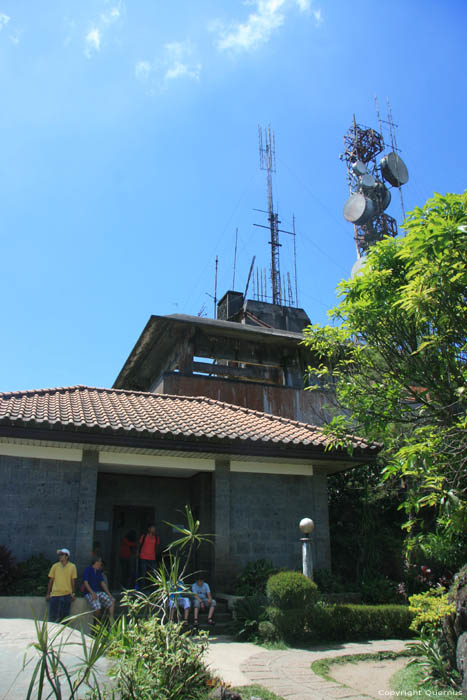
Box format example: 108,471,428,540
111,505,154,589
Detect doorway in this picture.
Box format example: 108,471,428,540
111,505,155,589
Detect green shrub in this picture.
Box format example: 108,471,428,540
108,617,212,699
234,559,279,595
313,569,345,594
360,576,404,604
232,594,267,640
15,554,53,596
266,571,319,609
0,545,18,594
266,606,309,643
407,587,460,689
257,620,278,642
266,601,414,644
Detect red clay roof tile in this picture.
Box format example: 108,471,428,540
0,385,376,454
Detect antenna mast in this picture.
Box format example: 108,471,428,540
214,256,218,318
232,228,238,289
258,125,281,305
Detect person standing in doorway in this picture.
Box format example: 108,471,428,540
119,530,137,589
138,523,159,585
46,548,77,623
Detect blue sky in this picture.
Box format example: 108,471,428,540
1,0,466,392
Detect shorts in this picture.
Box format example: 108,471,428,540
169,596,191,610
85,591,113,611
193,596,216,609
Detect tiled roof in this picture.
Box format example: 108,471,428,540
0,385,376,455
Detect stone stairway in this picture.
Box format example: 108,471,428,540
113,593,233,634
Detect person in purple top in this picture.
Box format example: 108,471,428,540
82,557,115,621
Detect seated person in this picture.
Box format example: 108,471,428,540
168,581,190,623
192,576,216,626
82,557,115,621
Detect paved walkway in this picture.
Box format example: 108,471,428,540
207,636,410,700
0,619,111,700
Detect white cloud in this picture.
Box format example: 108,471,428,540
83,2,124,58
101,3,123,24
135,60,151,81
313,8,323,26
0,13,10,30
213,0,319,52
84,27,101,58
135,41,202,92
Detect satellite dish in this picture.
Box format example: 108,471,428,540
352,160,367,176
380,152,409,187
374,182,391,212
351,256,367,279
343,193,376,225
360,173,377,193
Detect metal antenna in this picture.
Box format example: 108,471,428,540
292,214,298,307
242,255,256,316
374,94,383,137
258,125,281,305
386,97,406,219
214,256,218,318
232,228,238,289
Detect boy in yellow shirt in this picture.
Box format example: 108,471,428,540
46,548,77,622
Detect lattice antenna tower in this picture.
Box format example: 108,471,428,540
258,125,281,305
341,103,408,259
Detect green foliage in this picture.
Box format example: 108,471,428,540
302,192,467,563
234,558,278,596
359,576,404,604
266,571,319,609
231,594,267,641
24,615,112,699
0,545,18,594
408,588,455,633
257,620,278,642
313,569,345,594
231,684,286,700
267,601,414,644
407,587,460,689
15,554,53,596
391,659,461,699
107,617,211,700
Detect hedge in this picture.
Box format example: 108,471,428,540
265,603,415,644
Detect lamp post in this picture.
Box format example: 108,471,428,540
299,517,314,580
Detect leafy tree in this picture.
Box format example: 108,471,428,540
303,192,467,566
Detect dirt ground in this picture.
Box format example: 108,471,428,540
329,657,409,699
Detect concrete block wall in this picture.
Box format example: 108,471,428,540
0,454,84,565
221,471,331,588
210,462,332,591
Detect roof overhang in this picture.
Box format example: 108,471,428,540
113,314,308,391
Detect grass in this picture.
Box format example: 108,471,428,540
311,649,416,683
231,684,285,700
391,661,463,699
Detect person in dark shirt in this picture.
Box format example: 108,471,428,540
119,530,137,588
82,557,115,621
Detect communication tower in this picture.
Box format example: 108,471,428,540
254,125,297,306
340,100,409,262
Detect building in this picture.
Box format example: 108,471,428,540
0,384,376,589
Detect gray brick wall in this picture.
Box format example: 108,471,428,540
0,454,84,565
229,471,331,573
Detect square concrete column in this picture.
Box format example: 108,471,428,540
212,459,233,591
74,450,99,575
